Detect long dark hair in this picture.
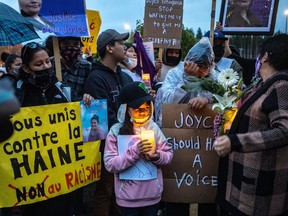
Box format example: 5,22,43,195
119,111,134,135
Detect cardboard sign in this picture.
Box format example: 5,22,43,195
161,104,218,203
81,10,102,54
143,0,183,48
0,102,101,207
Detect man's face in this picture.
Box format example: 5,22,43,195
110,40,126,62
18,0,42,16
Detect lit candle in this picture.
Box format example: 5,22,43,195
140,130,156,154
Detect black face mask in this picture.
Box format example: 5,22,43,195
28,68,53,89
60,46,81,61
166,56,180,66
213,45,225,63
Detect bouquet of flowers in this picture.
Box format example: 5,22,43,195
201,68,243,138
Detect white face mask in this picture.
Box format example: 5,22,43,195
126,58,138,69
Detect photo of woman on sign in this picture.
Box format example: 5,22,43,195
225,0,263,27
18,0,55,42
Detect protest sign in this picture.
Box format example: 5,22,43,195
117,135,157,180
161,104,218,203
143,0,183,48
81,10,102,54
0,102,101,207
81,99,108,142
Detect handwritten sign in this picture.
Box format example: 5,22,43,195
117,135,157,180
143,0,183,48
161,104,218,203
0,102,101,207
81,10,102,54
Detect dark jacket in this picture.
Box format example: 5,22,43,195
216,72,288,216
83,61,133,129
16,75,72,107
227,53,256,86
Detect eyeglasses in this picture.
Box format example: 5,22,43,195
21,42,43,57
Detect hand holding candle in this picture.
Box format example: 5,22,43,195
140,130,156,155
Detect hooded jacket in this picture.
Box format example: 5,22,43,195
104,103,173,207
83,61,133,129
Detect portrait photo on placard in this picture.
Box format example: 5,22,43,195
80,99,108,142
219,0,279,35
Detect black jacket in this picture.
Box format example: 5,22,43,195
83,61,133,129
16,76,73,107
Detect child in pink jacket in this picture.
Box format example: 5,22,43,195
104,82,173,216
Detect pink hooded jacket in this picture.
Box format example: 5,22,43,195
104,103,173,207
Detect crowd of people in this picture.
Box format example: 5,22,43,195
1,23,288,216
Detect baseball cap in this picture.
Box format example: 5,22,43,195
97,29,129,52
119,82,153,109
204,30,228,40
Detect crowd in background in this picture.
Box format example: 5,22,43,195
1,22,288,216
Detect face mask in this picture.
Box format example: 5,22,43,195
60,46,81,61
126,58,138,69
12,67,20,77
28,68,53,89
213,45,225,62
166,56,180,66
129,113,150,124
254,55,262,79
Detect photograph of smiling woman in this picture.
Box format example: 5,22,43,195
18,0,55,33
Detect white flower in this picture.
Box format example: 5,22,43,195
212,92,238,114
217,69,239,89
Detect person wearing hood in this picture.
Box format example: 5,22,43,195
83,29,133,216
157,48,182,83
155,37,216,127
119,43,142,82
204,30,242,79
104,81,173,216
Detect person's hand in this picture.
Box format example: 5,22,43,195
85,47,92,57
188,96,209,110
213,135,231,157
144,151,160,161
137,139,152,154
82,93,94,107
215,21,223,31
155,58,163,71
184,61,199,76
223,39,232,57
148,88,156,99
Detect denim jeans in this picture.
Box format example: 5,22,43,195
120,203,160,216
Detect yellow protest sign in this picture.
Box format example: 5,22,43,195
82,10,102,54
0,102,101,208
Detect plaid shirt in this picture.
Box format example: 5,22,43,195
217,72,288,216
52,58,91,98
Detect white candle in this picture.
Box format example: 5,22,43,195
140,130,156,154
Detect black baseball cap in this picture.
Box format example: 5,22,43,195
97,29,129,52
119,82,153,109
204,30,228,40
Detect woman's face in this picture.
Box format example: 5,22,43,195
18,0,42,16
91,119,99,129
8,57,22,74
125,46,137,59
24,50,51,73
